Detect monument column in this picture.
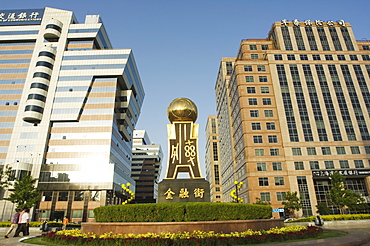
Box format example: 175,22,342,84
158,98,210,203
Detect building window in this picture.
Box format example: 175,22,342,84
261,87,270,93
257,65,266,71
58,191,69,201
90,191,100,201
264,110,273,117
253,135,263,143
270,148,280,156
363,45,370,50
215,187,221,192
365,146,370,154
74,191,84,201
350,146,360,154
310,161,319,170
275,54,282,60
266,122,276,130
324,161,334,169
321,147,331,155
307,147,316,155
276,192,286,201
287,54,295,60
312,54,321,60
292,147,302,156
362,55,370,61
272,162,282,171
300,54,308,60
252,122,261,130
259,177,269,186
337,55,345,60
350,55,358,61
248,98,258,105
259,76,268,82
250,45,257,50
257,162,267,171
354,160,364,168
268,135,278,143
255,149,264,156
260,192,271,202
294,161,304,170
336,146,346,155
274,177,285,186
245,76,254,82
247,87,256,93
262,98,272,105
244,65,252,72
250,110,259,117
261,45,268,50
42,192,53,201
325,55,333,60
251,54,259,59
339,160,349,169
72,210,83,218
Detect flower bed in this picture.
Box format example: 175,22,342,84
41,225,322,245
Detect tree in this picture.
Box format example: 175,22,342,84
0,165,13,192
5,174,40,210
316,202,331,215
326,172,367,214
282,191,302,218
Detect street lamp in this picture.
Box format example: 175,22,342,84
230,181,244,203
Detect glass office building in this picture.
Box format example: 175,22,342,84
215,20,370,217
0,7,144,222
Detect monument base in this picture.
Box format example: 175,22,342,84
158,179,210,203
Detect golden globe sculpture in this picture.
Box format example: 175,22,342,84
167,97,198,123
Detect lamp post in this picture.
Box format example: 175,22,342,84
231,181,244,203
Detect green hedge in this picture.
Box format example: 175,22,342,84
287,214,370,223
94,203,272,222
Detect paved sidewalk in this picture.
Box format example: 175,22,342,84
0,227,369,246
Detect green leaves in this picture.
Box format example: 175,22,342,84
4,174,40,210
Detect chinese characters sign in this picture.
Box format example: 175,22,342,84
0,9,44,26
312,169,370,177
164,187,205,200
166,122,202,179
281,19,346,27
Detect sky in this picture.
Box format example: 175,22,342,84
3,0,370,179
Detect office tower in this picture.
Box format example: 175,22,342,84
215,19,370,217
0,7,144,222
205,115,223,202
131,130,163,203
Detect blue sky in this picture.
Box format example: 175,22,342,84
3,0,370,179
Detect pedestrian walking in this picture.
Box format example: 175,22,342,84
4,209,21,238
62,216,69,230
13,208,29,237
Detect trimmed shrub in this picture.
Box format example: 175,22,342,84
94,202,272,222
287,214,370,223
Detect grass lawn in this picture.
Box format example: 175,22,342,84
23,230,347,245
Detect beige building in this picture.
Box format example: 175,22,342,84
0,7,144,222
205,115,223,202
215,20,370,217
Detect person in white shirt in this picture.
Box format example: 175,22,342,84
13,208,29,237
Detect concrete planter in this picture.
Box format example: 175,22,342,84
82,219,284,235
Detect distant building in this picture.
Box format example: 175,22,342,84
131,130,163,203
205,116,223,202
0,7,144,222
215,20,370,216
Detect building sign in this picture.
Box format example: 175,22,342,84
0,9,44,26
312,169,370,177
166,122,202,179
164,187,205,200
281,19,345,27
272,209,284,213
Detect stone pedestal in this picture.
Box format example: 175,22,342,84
158,179,210,203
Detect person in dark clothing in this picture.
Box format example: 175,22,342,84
4,209,21,238
13,208,29,237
